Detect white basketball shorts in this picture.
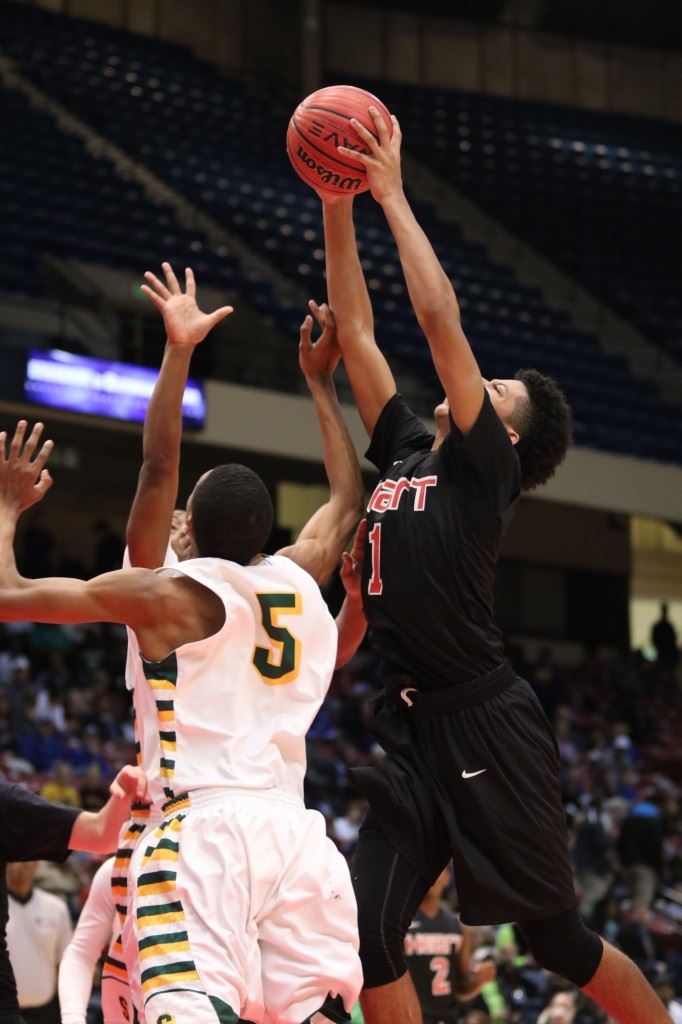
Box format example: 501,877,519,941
124,787,362,1024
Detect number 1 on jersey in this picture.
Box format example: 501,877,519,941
368,523,383,596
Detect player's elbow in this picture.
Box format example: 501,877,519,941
416,295,461,337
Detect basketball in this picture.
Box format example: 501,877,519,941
287,84,393,196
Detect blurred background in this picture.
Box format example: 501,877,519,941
0,1,680,1022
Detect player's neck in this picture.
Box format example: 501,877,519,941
419,895,441,918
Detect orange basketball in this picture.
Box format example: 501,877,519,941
287,84,393,196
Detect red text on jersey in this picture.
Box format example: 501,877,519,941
367,475,438,514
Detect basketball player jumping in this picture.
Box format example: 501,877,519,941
66,264,368,1024
0,289,365,1022
316,109,672,1024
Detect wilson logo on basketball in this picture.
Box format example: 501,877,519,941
295,145,362,192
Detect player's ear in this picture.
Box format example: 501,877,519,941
506,424,520,446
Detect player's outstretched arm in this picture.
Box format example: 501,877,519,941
127,262,233,568
0,421,184,631
340,112,484,436
335,519,368,668
278,305,363,585
320,197,396,437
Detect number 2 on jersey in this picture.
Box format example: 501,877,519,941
252,592,302,685
368,523,383,596
429,955,452,996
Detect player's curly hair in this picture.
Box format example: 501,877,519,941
191,464,273,564
510,369,573,490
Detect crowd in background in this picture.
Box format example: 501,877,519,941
1,612,680,1023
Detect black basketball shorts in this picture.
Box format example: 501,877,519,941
351,671,577,926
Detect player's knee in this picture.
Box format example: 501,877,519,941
355,886,408,988
519,907,604,988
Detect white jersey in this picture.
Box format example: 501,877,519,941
128,554,337,811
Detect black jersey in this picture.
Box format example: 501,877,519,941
362,392,520,690
405,905,464,1023
0,785,78,1010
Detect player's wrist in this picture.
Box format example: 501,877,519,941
377,184,406,210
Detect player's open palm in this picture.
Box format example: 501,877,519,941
141,262,233,348
0,420,53,513
299,300,341,384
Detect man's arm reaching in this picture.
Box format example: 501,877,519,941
340,112,484,436
127,262,233,568
334,519,368,669
278,304,363,584
321,197,396,437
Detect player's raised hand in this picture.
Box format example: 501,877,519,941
338,108,403,205
299,300,342,385
0,420,54,514
340,519,367,603
141,262,234,348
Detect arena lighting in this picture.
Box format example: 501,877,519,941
24,349,205,429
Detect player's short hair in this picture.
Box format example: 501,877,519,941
510,369,573,490
190,464,273,564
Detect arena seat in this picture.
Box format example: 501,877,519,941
1,2,680,463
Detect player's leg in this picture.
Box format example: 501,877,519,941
352,822,440,1024
130,800,253,1024
258,806,362,1024
518,909,672,1023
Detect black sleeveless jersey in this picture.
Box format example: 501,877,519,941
362,392,520,690
405,905,464,1023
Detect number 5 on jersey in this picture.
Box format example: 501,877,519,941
252,592,302,684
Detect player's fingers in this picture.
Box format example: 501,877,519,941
185,266,196,298
21,421,44,462
208,306,234,329
35,469,53,498
140,284,166,312
351,518,368,558
143,271,171,300
369,106,389,144
338,146,371,166
31,438,54,475
349,117,378,152
9,421,27,462
299,314,313,346
162,261,181,295
308,299,324,327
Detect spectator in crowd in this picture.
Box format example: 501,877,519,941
573,802,614,925
536,989,577,1024
651,603,679,674
91,521,123,577
77,763,109,812
19,512,54,580
619,796,665,911
40,763,81,809
6,861,72,1024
